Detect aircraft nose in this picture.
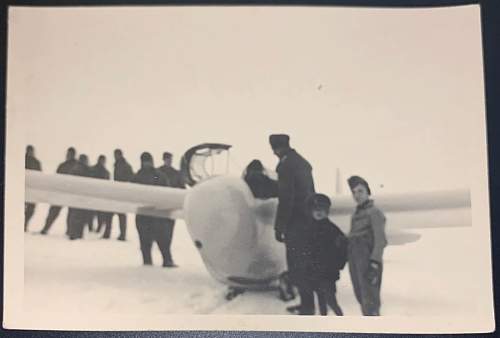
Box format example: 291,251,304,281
183,176,286,288
183,176,257,282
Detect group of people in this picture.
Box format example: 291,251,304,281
243,134,387,316
24,145,185,268
25,135,387,315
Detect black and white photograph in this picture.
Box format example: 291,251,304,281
3,3,495,333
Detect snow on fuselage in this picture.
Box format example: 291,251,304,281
183,176,286,289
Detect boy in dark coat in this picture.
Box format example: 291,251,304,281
307,193,346,316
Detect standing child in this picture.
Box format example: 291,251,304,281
347,175,387,316
307,193,347,316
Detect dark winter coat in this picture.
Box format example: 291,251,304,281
56,159,78,174
311,218,348,282
157,165,185,189
91,164,110,180
90,164,112,216
244,172,278,199
25,155,42,171
274,148,316,234
70,161,92,178
132,166,170,222
132,166,169,187
67,160,93,239
114,158,134,182
274,148,315,288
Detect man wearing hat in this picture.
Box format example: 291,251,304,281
157,152,185,189
156,151,185,265
67,154,93,240
113,149,135,241
132,152,177,267
269,134,316,315
40,147,79,235
90,155,114,239
347,175,387,316
25,145,42,232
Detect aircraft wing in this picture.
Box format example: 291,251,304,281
25,170,186,219
254,189,471,227
329,189,471,215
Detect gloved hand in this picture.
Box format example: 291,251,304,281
275,230,285,243
366,260,381,286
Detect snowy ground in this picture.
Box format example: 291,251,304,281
24,205,483,316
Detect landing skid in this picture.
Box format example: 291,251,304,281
225,287,246,301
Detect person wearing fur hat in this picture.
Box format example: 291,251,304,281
269,134,316,315
132,152,177,267
347,175,387,316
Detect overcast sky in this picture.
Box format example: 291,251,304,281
8,5,485,195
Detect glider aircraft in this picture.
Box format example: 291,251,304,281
25,143,472,292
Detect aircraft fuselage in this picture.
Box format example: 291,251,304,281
183,176,286,289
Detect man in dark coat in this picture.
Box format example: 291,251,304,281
157,152,185,188
90,155,114,239
113,149,134,241
243,159,278,199
67,154,93,240
156,151,184,265
25,145,42,232
269,134,316,315
133,152,177,267
40,147,78,235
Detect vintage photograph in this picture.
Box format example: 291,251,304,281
4,4,495,333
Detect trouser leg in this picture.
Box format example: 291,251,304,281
285,228,314,314
316,284,328,316
155,219,174,266
68,209,80,239
349,236,382,316
136,216,153,265
364,264,383,316
322,280,343,316
41,205,62,234
348,249,363,306
96,213,104,233
77,214,86,239
118,213,127,240
67,209,74,239
101,213,112,239
25,203,36,231
69,209,87,239
87,211,95,232
298,284,315,315
66,210,71,236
